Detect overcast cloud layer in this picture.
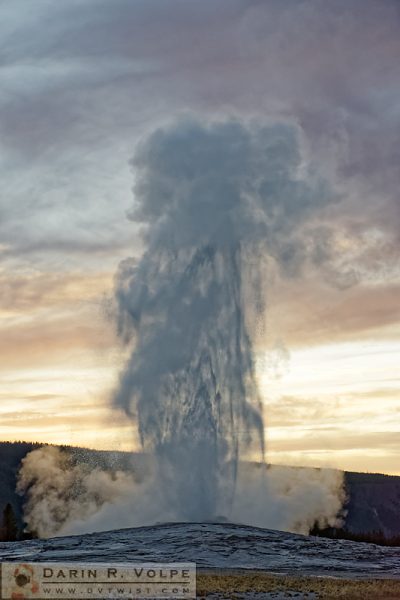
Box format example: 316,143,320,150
0,0,399,471
1,0,399,268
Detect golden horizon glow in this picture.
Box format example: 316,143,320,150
1,287,399,476
0,248,399,477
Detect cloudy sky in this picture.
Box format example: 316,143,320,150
1,0,399,474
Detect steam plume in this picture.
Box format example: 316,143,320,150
18,447,344,537
113,119,332,520
18,119,343,538
16,446,136,538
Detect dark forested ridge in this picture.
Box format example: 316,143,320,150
0,441,43,530
0,441,137,540
1,441,400,542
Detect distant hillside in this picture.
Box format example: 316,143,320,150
345,470,400,537
0,441,147,536
1,441,400,540
0,441,43,525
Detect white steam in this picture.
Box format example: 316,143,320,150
112,118,336,521
18,118,346,538
16,447,137,538
18,447,344,538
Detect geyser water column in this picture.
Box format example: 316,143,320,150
116,242,263,520
113,119,332,521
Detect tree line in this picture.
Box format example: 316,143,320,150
310,522,400,547
0,503,37,542
0,503,19,541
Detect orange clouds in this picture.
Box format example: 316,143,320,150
265,275,400,348
0,270,116,368
0,260,399,474
0,269,112,313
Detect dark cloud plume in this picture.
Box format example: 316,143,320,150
113,118,335,520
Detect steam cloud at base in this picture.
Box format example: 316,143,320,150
18,446,345,538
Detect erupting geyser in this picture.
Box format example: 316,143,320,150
116,243,264,520
18,119,344,538
113,118,332,521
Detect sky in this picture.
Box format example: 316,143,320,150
0,0,399,474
